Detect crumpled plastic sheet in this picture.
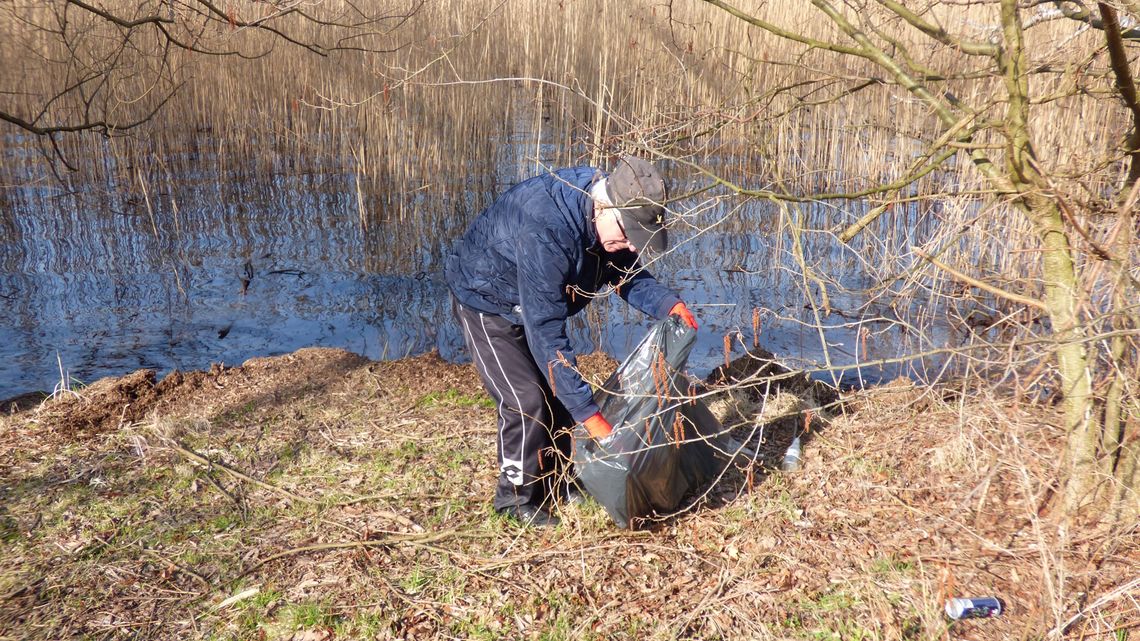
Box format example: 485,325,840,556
573,315,735,528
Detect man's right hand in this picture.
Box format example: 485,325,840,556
583,412,613,439
669,301,698,330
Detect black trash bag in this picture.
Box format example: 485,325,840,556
572,315,729,528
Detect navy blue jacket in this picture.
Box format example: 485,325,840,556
445,166,681,422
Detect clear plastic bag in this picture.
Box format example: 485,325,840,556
572,315,729,528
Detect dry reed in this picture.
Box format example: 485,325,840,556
0,0,1134,364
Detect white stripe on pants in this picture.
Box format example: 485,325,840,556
455,302,573,510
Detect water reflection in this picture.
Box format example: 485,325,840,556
0,140,950,399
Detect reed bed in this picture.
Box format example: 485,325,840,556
0,0,1133,346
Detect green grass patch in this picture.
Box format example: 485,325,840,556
789,590,886,641
232,597,347,640
416,389,495,409
449,615,500,640
869,554,913,575
534,613,577,641
208,512,241,532
401,566,430,594
809,620,879,641
335,611,392,639
395,439,422,460
847,455,894,480
281,601,340,629
428,497,467,526
232,588,285,631
800,590,860,613
219,401,258,423
1,511,22,542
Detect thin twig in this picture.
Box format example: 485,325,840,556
235,528,495,579
1050,576,1140,637
914,248,1048,311
160,438,310,503
139,547,212,592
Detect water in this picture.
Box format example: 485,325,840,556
0,131,951,399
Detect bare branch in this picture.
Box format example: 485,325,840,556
876,0,1001,55
914,248,1050,311
63,0,173,29
1098,1,1140,186
0,0,420,143
1026,0,1140,38
697,0,865,57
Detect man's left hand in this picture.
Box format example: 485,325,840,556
670,301,698,330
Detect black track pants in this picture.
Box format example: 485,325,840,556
454,303,574,510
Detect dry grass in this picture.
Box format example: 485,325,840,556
1,348,1136,640
0,1,1126,208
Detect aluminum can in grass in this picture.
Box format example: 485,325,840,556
944,597,1003,620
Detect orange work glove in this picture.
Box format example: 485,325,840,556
669,301,698,330
583,412,613,439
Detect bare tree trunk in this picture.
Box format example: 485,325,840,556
1114,416,1140,522
699,0,1132,521
1098,2,1140,520
999,0,1099,514
1104,190,1138,518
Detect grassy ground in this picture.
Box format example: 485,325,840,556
0,347,1136,640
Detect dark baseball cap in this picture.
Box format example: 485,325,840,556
604,155,669,255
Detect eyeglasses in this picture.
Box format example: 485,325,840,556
613,211,629,243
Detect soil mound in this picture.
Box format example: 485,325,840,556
15,348,375,439
30,369,162,435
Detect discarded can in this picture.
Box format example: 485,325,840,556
945,597,1003,620
781,436,802,472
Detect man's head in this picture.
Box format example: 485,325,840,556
597,155,669,256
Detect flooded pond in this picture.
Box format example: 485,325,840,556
0,129,950,399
